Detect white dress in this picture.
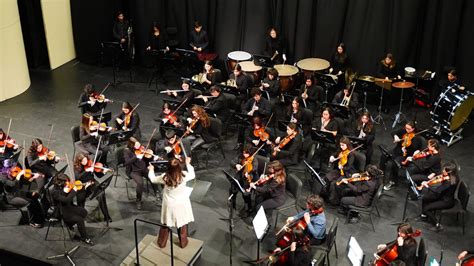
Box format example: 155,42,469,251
148,164,195,228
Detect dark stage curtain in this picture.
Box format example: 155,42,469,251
70,0,474,86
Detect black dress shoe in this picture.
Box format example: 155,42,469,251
428,223,444,232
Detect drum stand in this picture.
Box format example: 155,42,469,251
392,88,407,128
373,87,387,130
357,90,369,114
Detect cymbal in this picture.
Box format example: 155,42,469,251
358,75,375,82
392,81,415,89
296,58,330,71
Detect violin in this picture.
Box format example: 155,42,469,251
64,180,92,193
416,173,450,190
134,146,157,159
169,140,182,155
255,174,274,186
253,127,270,142
338,149,351,176
10,166,44,181
0,138,17,149
374,230,421,266
85,160,111,173
336,172,371,186
183,118,198,137
164,113,178,124
272,132,296,156
90,91,112,103
242,156,254,183
401,132,415,157
37,146,49,157
401,149,432,166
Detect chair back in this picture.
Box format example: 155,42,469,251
286,173,302,201
210,117,223,138
353,151,366,172
457,181,470,210
114,147,126,167
71,125,80,143
325,217,339,250
417,238,427,266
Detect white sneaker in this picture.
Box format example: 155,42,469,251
383,181,395,191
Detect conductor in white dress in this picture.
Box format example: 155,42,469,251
148,157,195,248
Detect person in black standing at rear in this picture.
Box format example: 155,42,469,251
377,53,401,113
51,173,94,245
263,27,287,65
329,43,349,79
146,23,170,80
115,101,141,140
112,11,130,67
189,21,209,53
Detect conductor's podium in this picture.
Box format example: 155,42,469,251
121,234,203,266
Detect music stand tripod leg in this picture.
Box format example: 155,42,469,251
392,89,406,128
373,88,387,130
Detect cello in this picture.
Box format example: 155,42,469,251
374,229,421,266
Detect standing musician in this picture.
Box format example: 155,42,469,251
285,97,313,137
77,84,111,115
189,21,209,53
166,80,196,107
326,136,356,183
115,101,141,140
329,165,381,220
229,64,254,106
259,68,280,101
196,85,229,122
263,27,287,64
0,159,44,228
244,88,273,117
123,137,151,210
329,43,349,88
233,144,259,217
404,138,442,184
284,195,326,245
155,102,182,139
297,75,324,113
419,161,459,232
182,105,219,152
112,11,130,48
27,138,59,191
247,160,286,217
77,113,110,164
375,223,418,266
51,173,94,245
271,122,302,167
0,128,19,159
380,121,423,191
73,152,112,223
352,112,376,164
146,23,169,52
149,157,195,249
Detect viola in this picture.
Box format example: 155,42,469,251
134,146,156,159
169,141,182,155
183,118,198,137
0,138,16,149
336,173,371,186
272,132,296,156
37,146,49,157
416,173,450,190
164,113,178,124
374,230,421,266
253,127,270,142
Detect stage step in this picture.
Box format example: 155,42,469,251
121,234,203,266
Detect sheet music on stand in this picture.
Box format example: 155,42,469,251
223,170,245,193
108,130,134,145
314,72,337,86
303,160,327,188
378,144,401,169
405,170,421,199
346,136,367,149
346,236,365,266
322,102,350,119
252,206,269,240
311,129,336,144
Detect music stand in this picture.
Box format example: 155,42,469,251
252,206,270,261
92,112,112,123
150,160,168,172
314,72,337,102
311,129,336,144
230,111,252,126
303,160,327,188
346,236,365,266
400,170,421,222
377,144,401,169
215,83,242,95
373,86,387,131
346,136,366,149
147,49,166,93
322,103,349,120
176,48,199,76
180,77,206,92
108,130,134,146
253,54,274,68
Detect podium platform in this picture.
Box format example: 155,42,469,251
121,234,204,266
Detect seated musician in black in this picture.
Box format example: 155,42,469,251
298,75,324,113
155,130,190,160
0,159,44,228
376,223,418,266
259,68,280,101
229,64,253,107
271,122,302,167
328,165,381,221
77,113,110,164
332,84,359,117
183,105,219,152
231,144,258,217
115,101,141,140
73,152,112,223
77,84,108,115
245,115,273,155
310,107,338,170
0,128,19,160
189,21,209,52
247,160,286,218
27,138,58,192
377,53,401,80
325,136,356,184
272,227,312,266
155,102,182,139
351,111,376,164
286,195,326,245
52,173,94,245
420,161,459,231
244,88,272,118
285,97,313,137
380,121,423,191
165,80,196,108
196,85,229,122
404,138,442,184
199,60,222,87
145,23,169,78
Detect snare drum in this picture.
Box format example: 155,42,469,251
239,61,263,85
227,51,252,72
431,87,474,131
274,64,299,92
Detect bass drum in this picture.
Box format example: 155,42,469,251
431,88,474,131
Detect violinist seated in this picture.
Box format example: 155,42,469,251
155,130,190,161
246,160,286,218
155,102,183,139
0,159,45,228
285,195,326,246
245,116,273,156
115,101,141,140
285,97,313,137
297,75,324,113
163,80,196,108
328,165,381,223
403,138,441,185
77,84,111,115
182,105,220,152
27,138,59,191
77,113,110,164
380,121,423,191
243,88,273,118
271,123,302,167
231,144,259,217
375,223,418,266
73,152,113,223
325,136,356,185
195,85,229,122
419,161,459,232
51,173,94,245
351,112,376,164
0,128,19,160
271,228,312,266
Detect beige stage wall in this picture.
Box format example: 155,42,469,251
0,0,31,102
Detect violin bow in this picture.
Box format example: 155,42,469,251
169,98,188,118
91,135,102,167
144,128,157,152
2,118,12,151
333,144,364,161
98,82,111,95
238,143,266,174
65,153,74,182
97,108,105,125
46,124,54,149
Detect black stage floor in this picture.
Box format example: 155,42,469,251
0,60,473,265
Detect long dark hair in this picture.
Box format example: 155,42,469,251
74,152,88,171
53,173,70,188
334,43,347,64
357,111,373,133
164,158,184,188
29,138,43,154
268,160,286,184
442,161,459,185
